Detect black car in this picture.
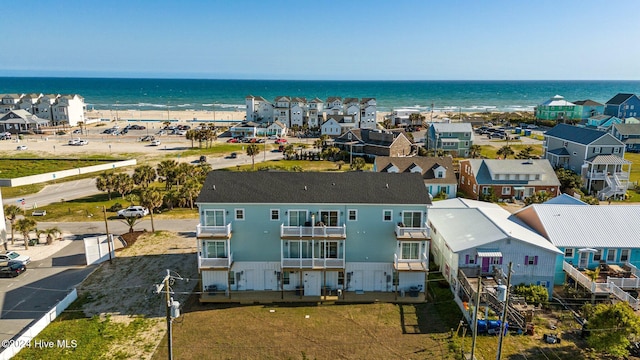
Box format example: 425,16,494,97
0,261,26,278
199,155,207,163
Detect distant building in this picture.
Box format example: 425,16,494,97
458,159,560,201
0,93,86,127
535,95,579,122
604,93,640,119
0,109,50,134
333,128,413,158
572,99,604,120
374,156,457,199
611,123,640,153
426,122,473,157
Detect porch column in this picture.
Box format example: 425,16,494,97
299,271,303,299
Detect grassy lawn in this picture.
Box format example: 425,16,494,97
0,158,121,178
480,143,543,159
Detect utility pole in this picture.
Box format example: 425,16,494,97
496,262,513,360
155,269,181,360
102,205,112,264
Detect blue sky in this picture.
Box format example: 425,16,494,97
2,0,639,80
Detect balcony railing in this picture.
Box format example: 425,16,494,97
562,261,613,294
394,252,428,271
280,224,346,238
281,257,345,269
395,224,430,239
196,223,232,238
198,252,233,269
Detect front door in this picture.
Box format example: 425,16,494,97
579,252,589,269
264,270,275,290
352,271,364,291
304,272,320,296
244,269,255,290
482,257,490,273
373,270,384,291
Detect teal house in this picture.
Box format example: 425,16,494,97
573,99,604,120
535,95,580,122
426,122,473,157
195,171,431,302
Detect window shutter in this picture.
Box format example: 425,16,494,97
525,255,529,265
465,254,469,264
534,256,539,265
499,257,503,265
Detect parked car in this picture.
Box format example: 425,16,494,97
32,209,47,216
0,132,11,140
229,152,237,159
72,129,82,134
0,261,26,278
227,138,238,143
268,135,278,140
150,139,161,146
275,138,288,144
117,206,149,218
16,145,27,150
0,251,31,265
138,135,155,142
68,138,88,146
102,128,115,134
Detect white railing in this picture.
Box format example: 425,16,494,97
607,276,640,289
281,257,345,269
608,282,640,310
394,252,428,271
395,224,430,239
627,262,640,278
280,224,346,238
198,252,233,269
588,171,607,180
562,261,609,293
196,223,232,238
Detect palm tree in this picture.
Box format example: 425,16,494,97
163,189,179,210
132,165,157,188
194,163,212,183
319,134,330,147
283,144,296,159
113,173,134,199
185,129,197,148
14,218,37,250
4,204,21,247
469,145,482,159
178,180,202,209
140,188,163,232
157,160,178,190
350,157,366,171
496,145,514,159
246,143,260,170
516,146,534,159
122,216,141,233
96,172,117,200
174,163,193,187
44,227,62,245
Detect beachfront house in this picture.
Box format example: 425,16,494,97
429,198,562,298
426,122,473,157
0,94,22,113
325,97,343,115
611,123,640,153
604,93,640,119
390,108,421,128
333,128,413,159
514,204,640,286
33,94,59,121
196,171,431,302
320,115,357,136
458,159,560,201
290,97,307,128
374,156,457,199
0,109,50,134
16,93,42,114
245,95,274,123
360,98,377,129
308,98,324,129
266,120,287,138
543,123,631,199
573,100,604,121
51,94,86,127
535,95,579,122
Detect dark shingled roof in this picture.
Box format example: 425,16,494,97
606,93,634,105
572,99,603,106
196,171,431,205
544,123,607,145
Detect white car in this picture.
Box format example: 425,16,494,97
268,135,279,140
16,145,27,150
117,206,150,218
0,251,31,265
151,139,161,146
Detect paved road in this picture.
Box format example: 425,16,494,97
0,218,197,348
2,150,285,208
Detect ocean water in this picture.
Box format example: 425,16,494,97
1,77,639,113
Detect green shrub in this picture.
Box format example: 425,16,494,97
512,284,549,306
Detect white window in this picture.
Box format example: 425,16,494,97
402,211,422,227
482,186,491,195
473,184,477,193
563,141,568,147
614,147,620,154
461,175,465,184
606,249,616,262
621,249,630,262
437,171,444,178
270,209,280,221
204,240,227,258
502,187,511,195
564,248,574,258
235,209,245,220
401,242,420,260
594,147,601,154
288,210,308,226
383,210,393,222
348,209,357,221
203,209,225,226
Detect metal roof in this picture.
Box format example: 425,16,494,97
544,123,609,145
520,205,640,248
429,199,562,254
585,155,631,165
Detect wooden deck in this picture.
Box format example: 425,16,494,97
199,290,425,304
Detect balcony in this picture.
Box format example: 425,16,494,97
394,252,428,272
281,224,346,239
196,223,232,238
281,257,345,269
395,224,430,240
198,252,233,269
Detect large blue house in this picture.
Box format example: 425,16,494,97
195,171,431,302
604,93,640,119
